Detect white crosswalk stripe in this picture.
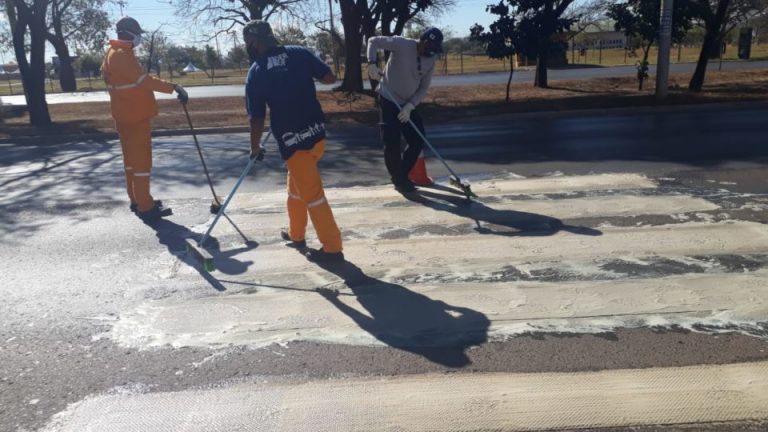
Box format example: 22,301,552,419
45,173,768,431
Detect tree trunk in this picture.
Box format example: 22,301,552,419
639,42,653,91
506,56,514,102
338,0,364,92
48,17,77,92
51,38,77,92
11,0,51,127
689,0,732,92
534,37,550,88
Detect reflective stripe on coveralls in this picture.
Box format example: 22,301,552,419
107,73,148,91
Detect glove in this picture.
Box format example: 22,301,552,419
249,146,265,161
397,103,415,124
367,63,381,80
175,85,189,104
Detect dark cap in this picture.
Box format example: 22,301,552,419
420,27,444,54
116,16,144,35
243,20,279,47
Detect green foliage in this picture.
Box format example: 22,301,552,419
470,2,518,61
76,52,102,76
274,25,306,46
204,45,222,69
227,45,248,69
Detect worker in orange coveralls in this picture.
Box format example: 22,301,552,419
243,20,344,263
102,16,189,222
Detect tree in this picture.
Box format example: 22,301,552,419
608,0,693,90
227,45,248,71
4,0,52,126
274,24,307,45
171,0,304,33
336,0,453,92
506,0,577,88
46,0,110,92
204,44,221,81
470,3,519,101
689,0,768,91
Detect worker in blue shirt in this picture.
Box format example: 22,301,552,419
244,20,343,263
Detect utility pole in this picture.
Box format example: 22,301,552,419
655,0,674,99
328,0,340,76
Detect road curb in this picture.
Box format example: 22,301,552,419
1,99,767,145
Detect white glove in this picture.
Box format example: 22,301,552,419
397,103,414,123
367,63,381,80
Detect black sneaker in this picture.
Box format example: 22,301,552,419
280,230,307,249
304,248,345,263
130,200,163,213
137,202,172,222
394,179,417,193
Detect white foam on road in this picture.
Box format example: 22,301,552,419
42,361,768,432
110,269,768,350
207,194,719,241
226,173,659,210
181,221,768,276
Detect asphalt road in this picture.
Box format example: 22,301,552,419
2,103,768,431
2,60,767,106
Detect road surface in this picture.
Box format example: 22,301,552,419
2,103,768,431
2,60,767,106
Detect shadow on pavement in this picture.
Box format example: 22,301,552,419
147,218,258,292
312,259,490,368
410,188,603,238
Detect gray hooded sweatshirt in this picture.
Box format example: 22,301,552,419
367,36,436,107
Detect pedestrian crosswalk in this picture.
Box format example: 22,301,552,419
50,172,768,431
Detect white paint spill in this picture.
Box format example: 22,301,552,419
41,361,768,432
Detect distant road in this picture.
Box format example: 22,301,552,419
2,60,766,106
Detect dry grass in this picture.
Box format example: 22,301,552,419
1,68,766,140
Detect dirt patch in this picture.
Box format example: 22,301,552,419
1,69,766,139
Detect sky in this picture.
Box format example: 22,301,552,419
0,0,498,63
119,0,497,47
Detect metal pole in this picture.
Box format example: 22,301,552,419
655,0,674,99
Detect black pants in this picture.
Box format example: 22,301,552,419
378,96,426,185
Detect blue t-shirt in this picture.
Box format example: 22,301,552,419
245,46,331,160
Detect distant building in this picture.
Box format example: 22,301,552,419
571,31,627,50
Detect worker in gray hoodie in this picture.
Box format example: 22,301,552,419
367,28,444,193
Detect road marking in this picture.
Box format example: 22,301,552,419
42,361,768,432
211,194,719,238
110,269,768,350
226,173,658,209
184,221,768,276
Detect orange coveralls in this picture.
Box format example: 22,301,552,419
102,40,176,212
286,140,342,253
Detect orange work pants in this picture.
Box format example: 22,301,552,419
116,120,155,212
285,140,342,253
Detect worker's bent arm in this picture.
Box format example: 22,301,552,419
250,117,266,152
366,36,409,63
319,71,336,85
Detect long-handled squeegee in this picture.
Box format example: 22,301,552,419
184,131,273,272
378,82,477,201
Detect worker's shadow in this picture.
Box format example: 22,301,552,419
313,259,490,368
146,218,258,292
409,186,603,237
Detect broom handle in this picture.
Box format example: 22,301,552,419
199,131,273,247
378,82,462,181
